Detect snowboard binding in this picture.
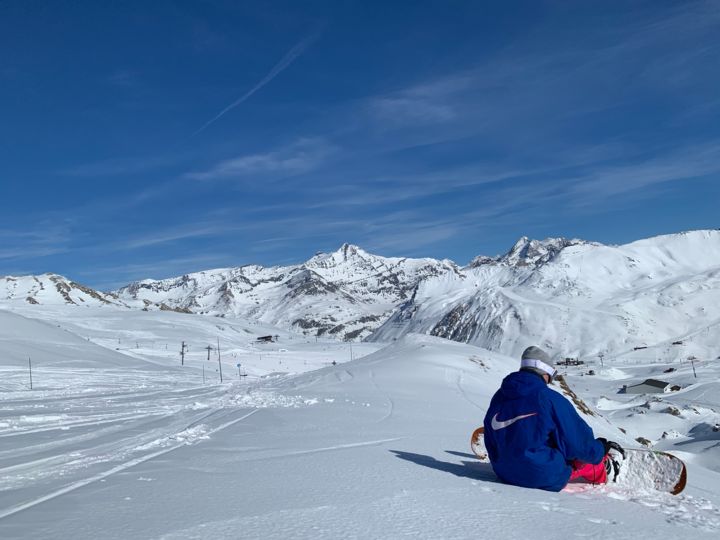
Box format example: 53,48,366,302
604,453,622,483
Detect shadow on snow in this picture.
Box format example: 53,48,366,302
444,450,477,459
389,450,498,482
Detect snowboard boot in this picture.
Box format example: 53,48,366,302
604,454,622,483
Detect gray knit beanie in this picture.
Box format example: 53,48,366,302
520,346,556,379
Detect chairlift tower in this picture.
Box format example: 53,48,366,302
180,341,188,366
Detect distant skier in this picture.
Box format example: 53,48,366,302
483,345,624,492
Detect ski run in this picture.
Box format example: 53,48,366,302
0,300,719,539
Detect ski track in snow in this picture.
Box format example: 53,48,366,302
368,369,395,423
0,395,228,494
0,368,325,524
1,299,720,538
280,437,406,458
455,371,484,411
0,408,261,520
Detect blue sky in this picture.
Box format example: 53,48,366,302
1,0,719,290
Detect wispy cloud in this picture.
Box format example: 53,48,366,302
368,75,473,128
193,31,321,135
238,209,463,259
185,137,335,181
61,154,185,177
566,142,720,203
0,246,67,262
114,222,243,250
77,254,241,290
0,222,72,263
106,69,140,88
357,210,462,254
6,2,719,285
354,1,720,153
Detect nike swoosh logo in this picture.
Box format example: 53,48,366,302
491,412,537,430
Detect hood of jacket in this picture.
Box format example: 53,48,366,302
498,369,547,400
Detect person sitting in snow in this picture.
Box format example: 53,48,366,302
483,345,625,492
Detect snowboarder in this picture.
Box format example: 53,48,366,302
483,345,624,492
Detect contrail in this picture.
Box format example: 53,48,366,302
193,33,320,135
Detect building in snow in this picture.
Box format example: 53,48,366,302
558,357,585,366
621,379,678,394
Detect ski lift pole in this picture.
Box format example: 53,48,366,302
28,356,33,390
180,341,187,366
217,337,223,383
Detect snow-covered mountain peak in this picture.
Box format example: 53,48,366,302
467,237,596,269
8,229,720,354
304,243,375,269
498,236,595,267
339,242,367,260
466,255,496,268
113,244,459,340
1,273,121,307
373,229,720,360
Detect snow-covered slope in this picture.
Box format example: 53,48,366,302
115,244,459,341
0,303,379,385
1,317,719,539
373,230,720,363
0,309,155,370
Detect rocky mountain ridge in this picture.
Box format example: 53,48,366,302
372,230,720,359
0,273,189,314
1,274,122,307
113,243,460,341
4,231,719,354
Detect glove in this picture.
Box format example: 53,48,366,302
597,437,626,459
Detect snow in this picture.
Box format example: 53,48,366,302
373,229,720,359
1,230,720,538
0,303,718,539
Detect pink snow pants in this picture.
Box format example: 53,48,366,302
568,456,607,484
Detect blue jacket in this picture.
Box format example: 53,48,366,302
483,370,605,492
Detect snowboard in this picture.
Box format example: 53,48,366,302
470,427,687,495
470,426,489,462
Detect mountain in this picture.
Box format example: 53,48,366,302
372,230,720,361
0,273,192,313
469,236,597,267
5,230,720,359
0,273,123,307
115,244,459,341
